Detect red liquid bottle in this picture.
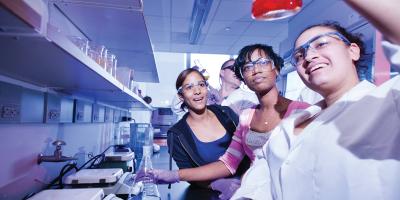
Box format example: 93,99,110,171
252,0,302,21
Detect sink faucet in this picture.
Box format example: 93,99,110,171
38,140,77,164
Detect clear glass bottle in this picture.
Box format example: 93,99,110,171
129,145,160,200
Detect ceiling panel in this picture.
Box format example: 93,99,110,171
171,32,190,44
235,36,276,46
142,0,171,17
207,20,251,36
318,1,359,28
170,43,200,53
171,0,194,18
58,0,143,10
199,45,230,54
243,22,288,37
148,31,170,43
171,18,190,32
202,35,239,45
142,0,362,57
213,0,253,22
144,16,171,32
152,43,171,52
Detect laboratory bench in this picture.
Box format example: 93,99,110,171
151,147,219,200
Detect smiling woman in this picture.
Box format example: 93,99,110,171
237,2,400,197
294,22,365,102
141,45,308,200
148,68,250,188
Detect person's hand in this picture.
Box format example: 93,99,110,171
210,178,241,200
149,169,180,184
134,169,149,183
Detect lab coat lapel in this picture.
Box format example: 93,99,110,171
283,105,325,151
287,81,376,151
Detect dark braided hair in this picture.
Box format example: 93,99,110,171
234,44,283,81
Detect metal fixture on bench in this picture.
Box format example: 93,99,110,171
38,140,77,164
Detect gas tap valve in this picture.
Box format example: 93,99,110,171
38,140,77,164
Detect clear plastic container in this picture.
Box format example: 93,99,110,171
130,123,154,162
106,53,117,77
88,42,106,68
116,67,133,87
88,49,101,65
68,36,89,55
101,48,108,69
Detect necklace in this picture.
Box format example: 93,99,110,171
256,100,290,130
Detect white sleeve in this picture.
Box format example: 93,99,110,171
170,94,186,119
231,156,273,200
222,89,258,115
382,40,400,72
382,40,400,115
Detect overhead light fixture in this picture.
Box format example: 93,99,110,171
188,0,212,44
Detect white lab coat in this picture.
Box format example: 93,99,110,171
233,41,400,200
221,88,258,115
231,148,274,200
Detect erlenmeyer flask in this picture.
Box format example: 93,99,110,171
136,146,160,200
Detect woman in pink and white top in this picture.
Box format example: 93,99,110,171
147,44,308,199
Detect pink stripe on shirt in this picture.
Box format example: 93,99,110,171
219,101,309,174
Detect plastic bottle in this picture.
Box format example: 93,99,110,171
137,145,160,200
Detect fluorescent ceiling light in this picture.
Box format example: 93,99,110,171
188,0,212,44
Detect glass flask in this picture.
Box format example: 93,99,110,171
252,0,302,21
129,145,160,200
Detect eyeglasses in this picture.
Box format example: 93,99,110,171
178,80,208,94
240,57,275,77
290,32,351,67
222,65,235,71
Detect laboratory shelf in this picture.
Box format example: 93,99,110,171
0,0,152,110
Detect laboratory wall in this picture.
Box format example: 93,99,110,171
0,1,153,199
0,116,115,200
139,52,186,108
0,81,124,200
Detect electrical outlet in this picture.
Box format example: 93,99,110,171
104,107,113,122
92,106,99,122
0,104,20,120
88,152,94,158
43,93,61,123
47,109,60,120
73,100,92,123
76,111,84,121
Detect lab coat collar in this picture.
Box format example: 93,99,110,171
281,80,376,150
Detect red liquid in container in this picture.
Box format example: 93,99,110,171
252,0,302,21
